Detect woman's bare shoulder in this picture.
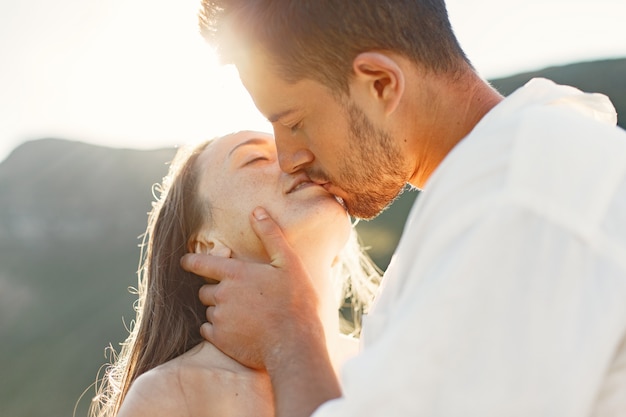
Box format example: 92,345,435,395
116,365,187,417
118,342,273,417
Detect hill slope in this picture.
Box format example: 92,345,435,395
0,139,176,417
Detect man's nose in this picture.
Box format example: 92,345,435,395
278,148,315,174
274,133,314,174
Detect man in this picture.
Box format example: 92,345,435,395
182,1,626,416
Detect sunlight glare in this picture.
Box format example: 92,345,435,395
5,0,270,155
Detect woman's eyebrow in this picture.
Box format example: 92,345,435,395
227,137,269,158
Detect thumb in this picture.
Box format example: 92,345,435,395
250,207,292,268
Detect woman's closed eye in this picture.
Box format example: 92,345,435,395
229,137,276,168
242,154,272,167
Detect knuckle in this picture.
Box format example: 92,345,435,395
213,285,226,304
212,306,225,324
185,255,205,275
187,254,200,269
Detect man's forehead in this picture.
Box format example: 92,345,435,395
237,65,299,120
235,50,336,123
235,48,275,87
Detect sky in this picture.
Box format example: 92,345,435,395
1,0,625,163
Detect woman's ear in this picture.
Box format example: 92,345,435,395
351,52,405,116
188,230,232,258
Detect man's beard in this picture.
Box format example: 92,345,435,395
310,101,408,220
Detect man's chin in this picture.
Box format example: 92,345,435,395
345,187,405,220
345,198,389,220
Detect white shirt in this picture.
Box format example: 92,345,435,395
315,78,626,416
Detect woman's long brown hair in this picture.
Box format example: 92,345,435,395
90,141,212,417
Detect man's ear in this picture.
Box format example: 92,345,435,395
188,229,232,258
351,52,405,116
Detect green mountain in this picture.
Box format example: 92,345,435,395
0,139,177,417
1,58,624,417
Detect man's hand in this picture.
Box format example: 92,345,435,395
182,207,342,416
181,207,324,371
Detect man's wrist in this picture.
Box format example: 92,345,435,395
267,324,341,417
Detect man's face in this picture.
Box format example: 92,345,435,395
236,53,411,219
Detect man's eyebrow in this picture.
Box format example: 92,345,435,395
267,109,295,124
227,137,269,157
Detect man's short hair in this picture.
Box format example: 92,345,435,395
200,0,470,93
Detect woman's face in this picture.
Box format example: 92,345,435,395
193,131,351,264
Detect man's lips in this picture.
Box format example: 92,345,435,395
318,182,347,209
319,181,340,197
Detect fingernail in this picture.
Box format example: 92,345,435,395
253,207,268,220
180,253,192,267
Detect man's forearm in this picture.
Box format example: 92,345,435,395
270,339,341,417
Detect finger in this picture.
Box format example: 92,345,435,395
198,284,217,306
205,305,216,324
181,253,240,281
250,207,293,267
200,322,214,342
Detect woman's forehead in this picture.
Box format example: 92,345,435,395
223,130,274,147
212,131,274,157
201,130,271,158
195,131,275,187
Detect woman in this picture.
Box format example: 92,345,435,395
89,131,381,417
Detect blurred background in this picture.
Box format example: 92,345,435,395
0,0,625,416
